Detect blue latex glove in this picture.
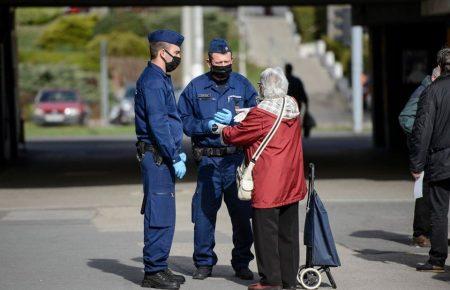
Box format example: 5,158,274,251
179,153,187,163
214,108,233,125
173,160,186,179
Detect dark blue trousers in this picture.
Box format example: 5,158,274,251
192,154,254,270
141,154,176,273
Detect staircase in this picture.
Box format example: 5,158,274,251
242,10,353,128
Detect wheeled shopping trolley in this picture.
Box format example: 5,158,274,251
297,164,341,290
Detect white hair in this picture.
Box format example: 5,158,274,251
259,67,289,99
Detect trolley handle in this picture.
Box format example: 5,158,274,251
306,163,315,211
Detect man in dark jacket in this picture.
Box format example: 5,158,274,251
409,48,450,273
399,66,440,247
285,63,314,138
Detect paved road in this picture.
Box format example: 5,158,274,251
0,136,449,290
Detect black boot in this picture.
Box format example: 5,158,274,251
164,269,186,284
416,262,445,273
234,267,254,280
192,266,212,280
141,271,180,289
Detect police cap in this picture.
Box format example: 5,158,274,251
208,38,232,54
148,29,184,46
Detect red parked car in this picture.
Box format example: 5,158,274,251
33,89,91,126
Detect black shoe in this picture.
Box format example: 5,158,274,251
416,262,445,273
193,266,212,280
141,271,180,289
235,267,254,280
164,269,186,284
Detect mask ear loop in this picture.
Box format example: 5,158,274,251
164,49,177,60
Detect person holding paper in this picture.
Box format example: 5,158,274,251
409,48,450,273
399,66,441,247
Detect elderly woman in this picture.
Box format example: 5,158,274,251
210,67,307,290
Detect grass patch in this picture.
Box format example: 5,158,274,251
25,122,135,138
17,25,43,49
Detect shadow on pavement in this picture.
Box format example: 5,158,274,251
0,134,410,189
167,255,257,287
354,249,450,282
350,230,411,246
87,258,143,286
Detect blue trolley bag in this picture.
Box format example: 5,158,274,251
304,186,341,267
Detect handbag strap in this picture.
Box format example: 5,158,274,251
250,96,287,163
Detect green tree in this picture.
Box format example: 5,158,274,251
86,32,148,58
291,7,326,42
142,9,181,35
37,14,98,50
203,12,230,48
93,10,147,37
16,8,63,25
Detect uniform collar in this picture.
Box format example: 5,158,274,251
148,61,170,79
204,72,236,90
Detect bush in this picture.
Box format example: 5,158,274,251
142,8,181,35
93,10,147,37
204,12,230,48
322,36,351,76
37,14,98,50
16,8,63,25
19,63,99,103
291,7,326,42
86,32,148,58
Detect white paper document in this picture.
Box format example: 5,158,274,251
413,172,424,199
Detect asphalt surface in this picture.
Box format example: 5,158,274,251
0,135,449,290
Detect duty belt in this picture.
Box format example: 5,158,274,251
193,146,239,158
136,141,163,165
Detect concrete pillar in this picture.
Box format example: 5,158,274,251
0,6,19,163
182,6,193,87
238,7,247,76
100,40,109,126
351,26,363,133
192,6,204,78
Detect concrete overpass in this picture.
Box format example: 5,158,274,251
1,0,449,163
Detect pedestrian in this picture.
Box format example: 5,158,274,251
399,66,441,247
284,63,314,138
211,67,307,290
134,29,187,289
177,38,257,280
410,47,450,273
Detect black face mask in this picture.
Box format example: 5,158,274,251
163,49,181,72
211,64,232,80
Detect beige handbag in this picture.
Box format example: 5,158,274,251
237,97,287,201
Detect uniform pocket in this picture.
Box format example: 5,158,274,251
149,192,176,227
142,157,175,193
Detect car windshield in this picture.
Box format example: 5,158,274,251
39,91,78,102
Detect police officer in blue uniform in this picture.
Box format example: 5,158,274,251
135,29,187,290
178,38,257,280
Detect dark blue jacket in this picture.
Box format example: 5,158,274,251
178,72,257,148
135,62,183,163
409,74,450,182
